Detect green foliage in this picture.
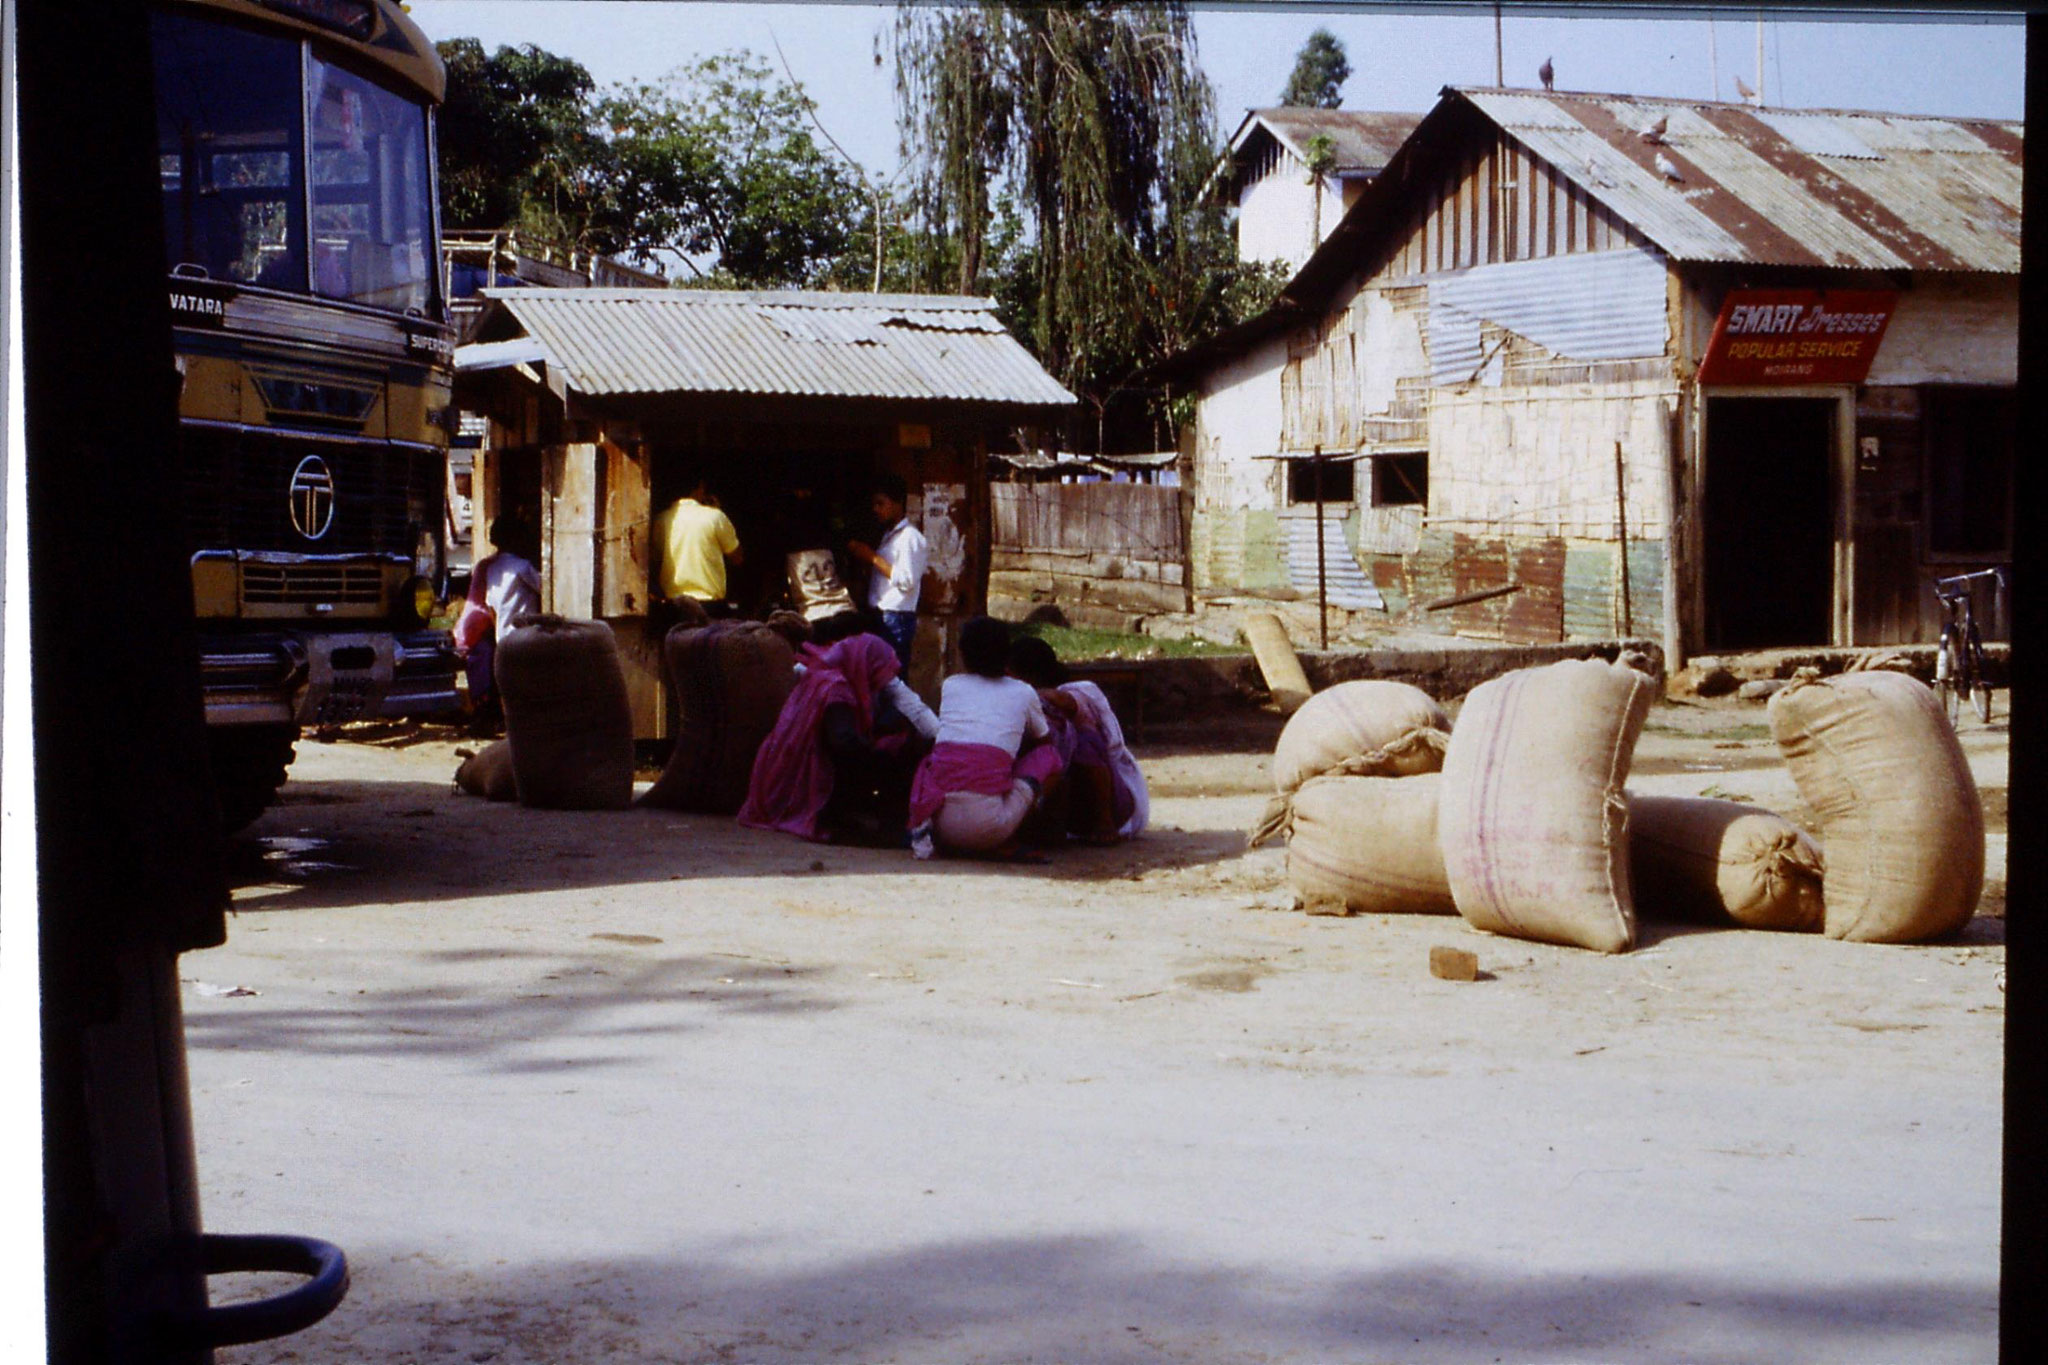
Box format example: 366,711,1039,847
595,54,865,285
436,39,600,231
1302,131,1338,179
1281,28,1350,109
435,40,869,287
892,2,1246,432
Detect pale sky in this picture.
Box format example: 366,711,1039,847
406,1,2026,184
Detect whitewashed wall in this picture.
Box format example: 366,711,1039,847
1238,159,1346,270
1864,275,2017,386
1196,337,1288,512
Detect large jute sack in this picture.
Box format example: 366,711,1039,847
1627,793,1824,931
1437,658,1654,953
454,739,518,801
637,622,796,814
1271,680,1450,791
1767,669,1982,942
496,615,635,811
1253,680,1451,845
1283,773,1455,916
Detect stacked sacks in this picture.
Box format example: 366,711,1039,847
637,620,797,814
1627,794,1824,932
1285,773,1456,916
1437,658,1654,953
1767,668,1983,942
1250,680,1454,915
496,615,636,810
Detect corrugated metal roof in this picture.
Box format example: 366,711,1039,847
1458,88,2022,271
1427,248,1669,384
468,289,1077,407
1234,107,1424,175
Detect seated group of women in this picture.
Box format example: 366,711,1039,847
736,613,1147,858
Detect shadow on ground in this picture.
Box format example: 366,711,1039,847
184,948,842,1071
225,777,1254,911
224,1236,1996,1365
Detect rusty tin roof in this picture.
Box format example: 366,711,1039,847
1231,107,1425,175
466,289,1078,408
1459,87,2021,272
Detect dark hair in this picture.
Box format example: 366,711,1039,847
811,610,868,646
958,615,1011,678
489,514,536,560
1006,635,1067,688
872,472,908,506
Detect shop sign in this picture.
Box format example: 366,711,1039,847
1696,289,1898,385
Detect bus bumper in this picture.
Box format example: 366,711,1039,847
199,629,462,727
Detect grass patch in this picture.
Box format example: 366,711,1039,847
1011,620,1244,662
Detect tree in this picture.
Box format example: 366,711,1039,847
893,2,1252,442
1281,28,1350,109
595,54,866,285
435,39,602,231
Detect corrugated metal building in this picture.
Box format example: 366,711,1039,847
1163,85,2021,661
454,288,1075,737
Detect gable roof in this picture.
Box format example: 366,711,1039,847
1457,88,2020,273
1158,85,2021,381
465,289,1077,408
1210,107,1425,198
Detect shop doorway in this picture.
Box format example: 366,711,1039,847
1703,396,1836,650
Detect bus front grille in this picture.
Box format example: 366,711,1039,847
242,562,386,606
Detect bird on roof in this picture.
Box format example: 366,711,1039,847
1654,150,1684,182
1538,56,1554,91
1640,114,1669,144
1734,74,1759,104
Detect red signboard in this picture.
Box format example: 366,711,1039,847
1695,289,1898,386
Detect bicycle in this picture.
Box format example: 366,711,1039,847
1933,567,2006,725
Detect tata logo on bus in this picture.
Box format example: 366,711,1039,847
1696,289,1898,386
289,455,338,541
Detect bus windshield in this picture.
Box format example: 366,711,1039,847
154,7,437,315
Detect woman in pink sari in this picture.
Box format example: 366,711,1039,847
906,617,1064,859
737,632,923,843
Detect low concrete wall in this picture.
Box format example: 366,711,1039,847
1100,638,1667,726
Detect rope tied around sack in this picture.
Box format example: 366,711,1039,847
1246,727,1450,848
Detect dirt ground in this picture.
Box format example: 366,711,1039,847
184,693,2007,1365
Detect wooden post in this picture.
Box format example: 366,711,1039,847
1615,439,1634,637
1314,445,1329,649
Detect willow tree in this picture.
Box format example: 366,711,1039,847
893,2,1244,440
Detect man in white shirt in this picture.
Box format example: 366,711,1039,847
847,473,928,669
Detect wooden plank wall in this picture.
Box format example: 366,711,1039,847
991,482,1184,560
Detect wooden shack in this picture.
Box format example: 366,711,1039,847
453,289,1075,739
1165,87,2021,663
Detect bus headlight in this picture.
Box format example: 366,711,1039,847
404,575,439,623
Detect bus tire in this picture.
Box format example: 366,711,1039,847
210,724,298,832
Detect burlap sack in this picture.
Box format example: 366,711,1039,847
496,616,635,811
454,739,518,802
1627,793,1824,932
1767,669,1983,942
1283,773,1455,916
1437,658,1654,953
1253,680,1450,845
638,622,796,814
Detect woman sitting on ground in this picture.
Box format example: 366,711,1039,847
737,632,932,844
906,616,1064,860
1005,635,1149,843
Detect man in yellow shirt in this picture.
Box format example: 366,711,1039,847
653,473,742,614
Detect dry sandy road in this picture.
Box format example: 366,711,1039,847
184,700,2007,1365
